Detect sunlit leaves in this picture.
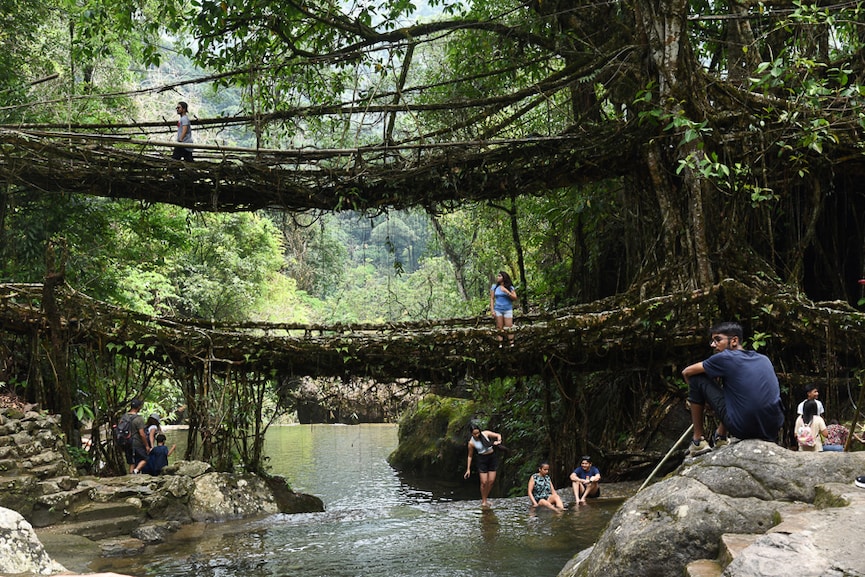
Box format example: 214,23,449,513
0,0,52,113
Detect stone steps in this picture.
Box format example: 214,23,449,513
31,497,143,532
685,499,836,576
684,558,723,577
40,513,144,541
684,533,759,577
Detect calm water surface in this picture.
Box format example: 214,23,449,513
85,424,619,577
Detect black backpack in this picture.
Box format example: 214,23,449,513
116,413,136,448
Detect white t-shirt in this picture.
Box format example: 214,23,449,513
796,399,824,415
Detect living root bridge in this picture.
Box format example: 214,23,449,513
0,127,636,212
1,279,864,385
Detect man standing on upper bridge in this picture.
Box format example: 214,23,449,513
172,101,194,162
682,321,784,456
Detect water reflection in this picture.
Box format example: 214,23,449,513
479,508,500,544
81,425,619,577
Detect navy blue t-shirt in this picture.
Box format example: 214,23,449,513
573,465,600,481
702,349,784,440
142,445,170,475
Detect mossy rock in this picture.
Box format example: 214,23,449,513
388,395,475,478
0,474,39,519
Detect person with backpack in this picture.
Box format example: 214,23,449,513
795,399,828,452
118,399,148,474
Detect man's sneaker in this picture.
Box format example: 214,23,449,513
688,438,711,456
713,434,729,449
855,476,865,489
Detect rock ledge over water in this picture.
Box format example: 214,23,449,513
559,440,865,577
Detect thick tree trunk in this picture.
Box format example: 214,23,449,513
42,241,74,440
788,179,824,286
636,0,715,288
726,0,761,85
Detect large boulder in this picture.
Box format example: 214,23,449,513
723,482,865,576
262,474,326,514
0,506,67,575
188,472,323,521
560,441,865,577
388,395,475,479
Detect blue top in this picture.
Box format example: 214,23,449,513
702,349,784,440
491,284,515,313
573,465,600,480
470,436,494,456
143,445,170,475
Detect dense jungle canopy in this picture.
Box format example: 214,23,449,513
3,0,865,482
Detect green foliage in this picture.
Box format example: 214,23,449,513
745,4,865,179
72,403,95,423
427,206,504,301
313,256,474,323
52,0,167,76
749,331,770,351
519,185,625,306
171,212,283,319
275,212,349,298
251,275,319,323
66,444,92,472
1,197,285,321
471,375,561,496
370,216,419,270
0,0,51,113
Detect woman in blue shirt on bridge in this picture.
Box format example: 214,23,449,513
490,271,517,347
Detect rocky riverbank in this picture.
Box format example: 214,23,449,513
0,406,324,576
559,440,865,577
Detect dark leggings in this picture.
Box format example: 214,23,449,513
687,373,728,428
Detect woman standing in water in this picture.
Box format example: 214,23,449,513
464,422,504,507
490,271,517,346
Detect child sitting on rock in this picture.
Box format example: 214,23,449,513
141,433,176,475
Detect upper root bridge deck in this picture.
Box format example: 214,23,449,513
0,128,635,212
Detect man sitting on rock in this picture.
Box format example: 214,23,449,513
682,321,785,456
570,455,601,504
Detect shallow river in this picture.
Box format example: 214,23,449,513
82,424,619,577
